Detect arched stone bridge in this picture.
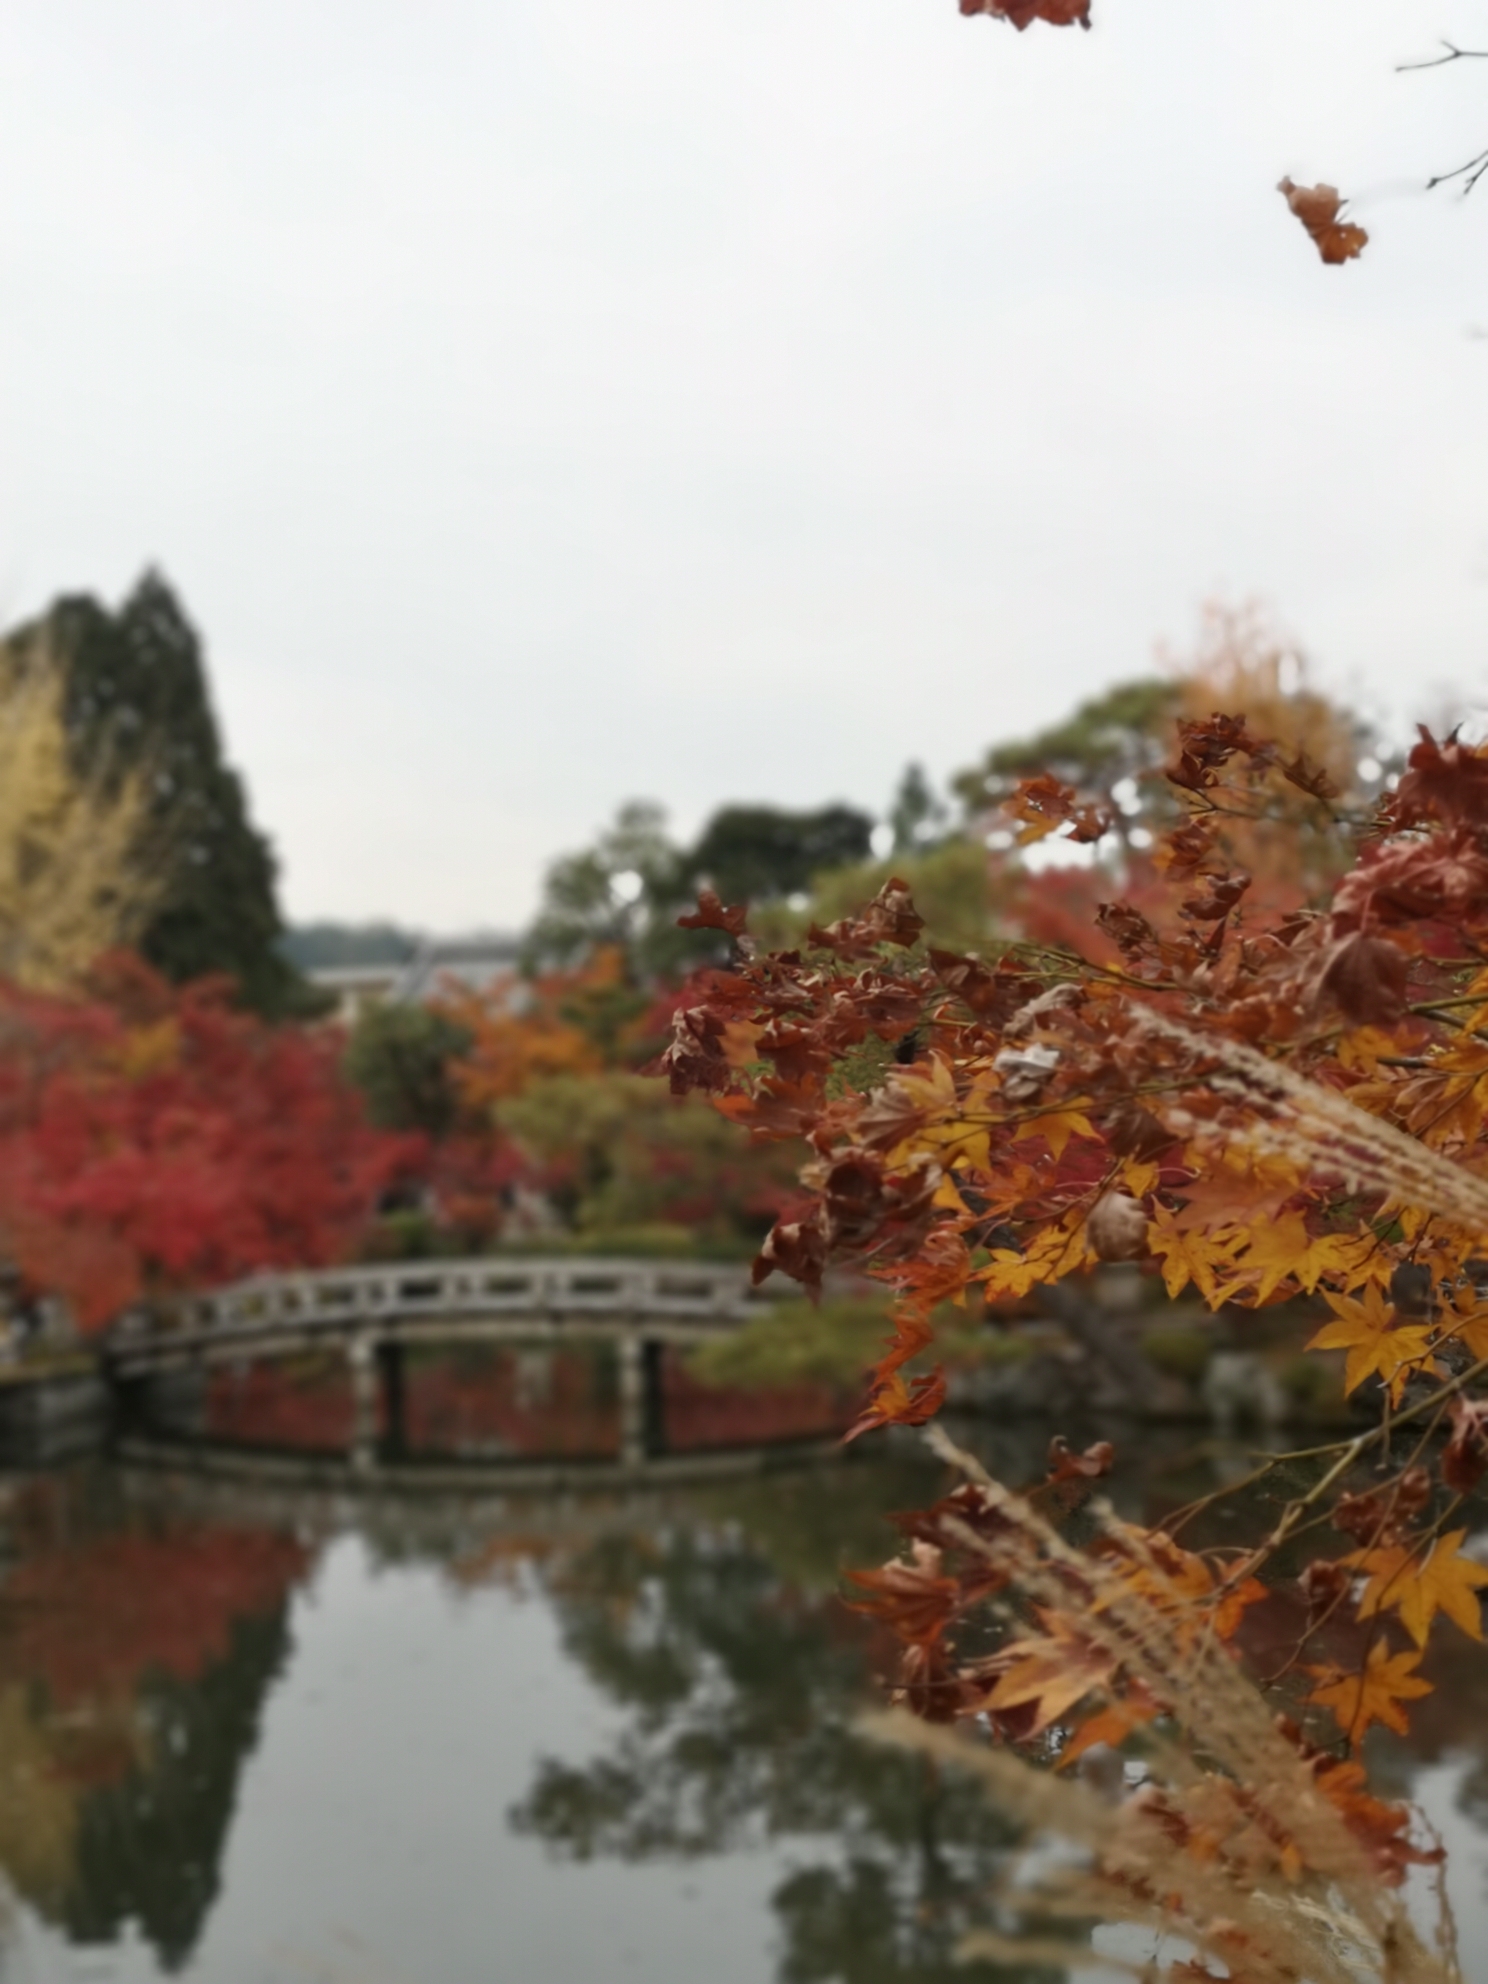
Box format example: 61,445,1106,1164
106,1256,789,1472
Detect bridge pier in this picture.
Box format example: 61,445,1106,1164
618,1332,666,1468
348,1332,378,1470
378,1339,406,1457
348,1334,408,1468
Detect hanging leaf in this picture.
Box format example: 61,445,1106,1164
1277,178,1368,264
958,0,1091,26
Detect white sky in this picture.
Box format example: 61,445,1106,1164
1,0,1486,930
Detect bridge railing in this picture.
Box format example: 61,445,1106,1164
109,1255,782,1353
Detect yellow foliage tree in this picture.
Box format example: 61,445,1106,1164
0,652,163,991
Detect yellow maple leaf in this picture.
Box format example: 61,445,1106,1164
977,1218,1089,1301
1335,1025,1410,1076
1306,1640,1432,1741
112,1017,181,1080
1306,1284,1436,1404
931,1173,972,1216
980,1250,1045,1300
1437,1298,1488,1362
882,1056,994,1173
1225,1212,1317,1304
1296,1229,1387,1291
1018,1109,1096,1160
1395,1061,1488,1152
1146,1204,1241,1306
1345,1529,1488,1646
1396,1205,1434,1246
1120,1159,1160,1199
1213,1220,1382,1308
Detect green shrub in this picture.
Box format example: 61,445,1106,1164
689,1297,1017,1392
1139,1325,1214,1386
361,1208,450,1261
1279,1353,1335,1412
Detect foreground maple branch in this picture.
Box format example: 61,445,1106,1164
654,711,1488,1978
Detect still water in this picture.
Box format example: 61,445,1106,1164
1,1421,1487,1982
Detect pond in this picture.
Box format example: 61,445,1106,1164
1,1417,1486,1982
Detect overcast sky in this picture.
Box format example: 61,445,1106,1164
1,1,1486,930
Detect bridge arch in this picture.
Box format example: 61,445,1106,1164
107,1256,795,1474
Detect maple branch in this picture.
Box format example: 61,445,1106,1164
1215,1351,1488,1611
1264,1463,1455,1683
1159,1454,1287,1540
1249,1436,1371,1569
1398,40,1488,72
1017,943,1182,996
1411,991,1488,1016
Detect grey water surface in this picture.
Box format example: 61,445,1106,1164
0,1424,1483,1984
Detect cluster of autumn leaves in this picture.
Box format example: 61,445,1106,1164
657,709,1488,1906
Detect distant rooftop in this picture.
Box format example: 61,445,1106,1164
305,934,524,1019
306,962,404,991
388,936,523,1005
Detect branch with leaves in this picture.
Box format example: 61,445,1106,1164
650,701,1488,1978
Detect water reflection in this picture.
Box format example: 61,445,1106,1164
0,1432,1481,1979
197,1343,847,1462
507,1467,1056,1982
0,1471,310,1969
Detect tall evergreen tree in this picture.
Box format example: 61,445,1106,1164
4,572,308,1014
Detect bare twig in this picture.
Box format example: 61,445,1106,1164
1399,41,1488,74
1428,148,1488,195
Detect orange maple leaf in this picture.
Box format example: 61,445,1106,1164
1307,1640,1432,1741
1344,1529,1488,1647
1305,1284,1436,1404
982,1610,1116,1735
842,1313,947,1444
1308,1753,1440,1882
1103,1530,1265,1647
1058,1688,1161,1767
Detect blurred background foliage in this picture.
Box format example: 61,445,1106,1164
0,571,1397,1334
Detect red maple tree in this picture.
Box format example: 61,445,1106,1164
0,958,413,1329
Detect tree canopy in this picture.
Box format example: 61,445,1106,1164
3,574,309,1015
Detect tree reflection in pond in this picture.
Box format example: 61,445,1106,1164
0,1467,312,1969
9,1430,1480,1979
509,1460,1063,1983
